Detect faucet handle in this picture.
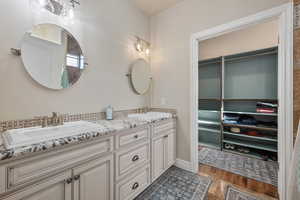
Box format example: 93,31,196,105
59,115,64,125
52,112,58,118
41,117,48,128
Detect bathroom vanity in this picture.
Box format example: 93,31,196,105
0,114,176,200
0,20,174,200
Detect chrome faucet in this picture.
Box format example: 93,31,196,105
39,112,64,128
41,116,48,128
50,112,64,126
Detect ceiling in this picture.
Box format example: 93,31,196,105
133,0,184,16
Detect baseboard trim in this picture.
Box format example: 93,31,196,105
175,159,194,172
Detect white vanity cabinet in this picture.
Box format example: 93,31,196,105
0,118,176,200
151,119,176,182
0,137,114,200
73,155,114,200
1,155,114,200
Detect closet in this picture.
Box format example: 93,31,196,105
198,47,278,161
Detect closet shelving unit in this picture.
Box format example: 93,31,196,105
198,57,222,150
198,47,278,161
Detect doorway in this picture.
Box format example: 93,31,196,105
190,3,293,200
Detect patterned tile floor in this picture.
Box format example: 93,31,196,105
134,164,277,200
225,186,262,200
198,148,278,186
135,166,212,200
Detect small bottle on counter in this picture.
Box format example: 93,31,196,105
106,105,113,120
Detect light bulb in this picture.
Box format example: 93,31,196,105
68,8,74,19
136,43,142,52
145,48,150,56
38,0,47,7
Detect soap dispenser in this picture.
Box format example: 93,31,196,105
106,105,113,120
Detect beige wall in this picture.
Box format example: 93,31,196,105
0,0,150,121
150,0,289,162
199,20,279,60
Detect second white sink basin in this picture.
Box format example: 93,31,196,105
2,121,107,149
128,112,172,122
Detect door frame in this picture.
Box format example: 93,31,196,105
190,3,293,200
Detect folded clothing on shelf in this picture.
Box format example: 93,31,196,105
223,114,240,124
256,102,278,113
257,102,278,108
239,115,257,125
245,131,261,137
256,108,277,113
223,114,257,126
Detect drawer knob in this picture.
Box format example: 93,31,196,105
132,155,140,162
134,135,139,139
132,182,139,190
65,178,73,184
74,175,80,181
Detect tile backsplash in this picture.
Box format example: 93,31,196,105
0,107,176,132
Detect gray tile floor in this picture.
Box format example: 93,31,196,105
199,148,278,186
135,166,211,200
225,186,261,200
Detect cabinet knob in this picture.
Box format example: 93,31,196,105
132,182,139,190
134,135,139,139
65,178,73,184
132,155,140,162
164,135,169,138
74,175,80,181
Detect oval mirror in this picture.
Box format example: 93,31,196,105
21,24,85,90
130,59,151,95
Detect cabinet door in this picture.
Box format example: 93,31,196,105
2,171,72,200
22,181,71,200
165,131,176,169
151,135,165,181
73,155,113,200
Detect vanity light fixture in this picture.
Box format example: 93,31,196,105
31,0,80,19
135,36,150,56
70,0,80,8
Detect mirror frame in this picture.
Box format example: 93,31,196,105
20,23,86,90
129,58,152,95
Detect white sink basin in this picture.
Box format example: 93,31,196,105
128,112,172,122
2,121,107,149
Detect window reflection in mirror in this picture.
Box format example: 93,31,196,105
21,24,85,90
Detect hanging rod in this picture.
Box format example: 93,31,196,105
224,50,278,62
199,60,222,66
199,49,278,65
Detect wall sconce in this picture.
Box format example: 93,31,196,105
135,36,150,56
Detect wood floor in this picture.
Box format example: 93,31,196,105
198,164,279,200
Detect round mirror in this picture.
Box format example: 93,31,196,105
21,24,85,90
130,59,151,95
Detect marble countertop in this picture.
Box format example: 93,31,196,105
0,112,174,162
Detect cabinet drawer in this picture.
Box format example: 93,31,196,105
115,165,150,200
115,143,150,180
6,137,113,190
116,127,149,149
153,119,175,136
